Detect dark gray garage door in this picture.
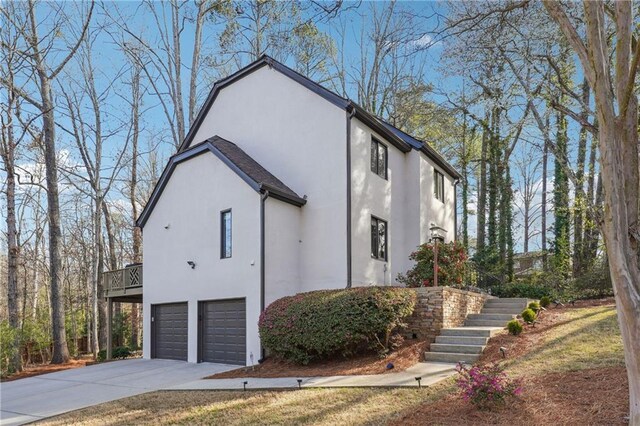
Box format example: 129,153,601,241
199,299,246,365
152,303,188,361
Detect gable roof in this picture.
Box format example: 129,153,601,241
178,55,460,179
136,135,306,228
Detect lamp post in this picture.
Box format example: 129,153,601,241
429,225,447,288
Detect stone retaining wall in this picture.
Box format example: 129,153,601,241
403,287,494,342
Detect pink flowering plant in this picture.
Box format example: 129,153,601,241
397,241,468,288
456,362,522,409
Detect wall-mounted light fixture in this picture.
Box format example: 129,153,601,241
187,261,196,269
164,223,170,229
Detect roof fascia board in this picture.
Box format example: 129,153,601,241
350,105,412,153
137,140,304,228
260,183,307,207
419,145,461,180
178,56,350,153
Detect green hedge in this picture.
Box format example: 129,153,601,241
259,287,416,364
489,282,550,299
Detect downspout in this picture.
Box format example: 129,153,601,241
260,190,269,360
346,106,356,288
453,179,459,242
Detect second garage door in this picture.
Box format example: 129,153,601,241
199,299,246,365
152,303,188,361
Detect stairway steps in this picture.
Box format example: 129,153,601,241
430,343,485,354
439,327,501,337
465,319,509,327
484,298,530,304
481,308,524,315
425,352,480,363
468,313,515,321
435,336,489,345
482,303,527,311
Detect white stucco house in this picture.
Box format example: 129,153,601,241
134,55,460,365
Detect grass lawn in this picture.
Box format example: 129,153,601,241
38,303,627,426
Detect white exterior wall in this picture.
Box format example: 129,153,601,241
350,118,410,286
350,118,456,287
264,197,302,307
418,152,456,243
142,152,261,364
189,66,347,292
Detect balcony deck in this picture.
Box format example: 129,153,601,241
103,263,142,301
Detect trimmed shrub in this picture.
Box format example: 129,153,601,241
521,308,536,324
527,301,541,312
539,296,551,308
507,320,523,335
456,363,522,409
259,287,416,364
397,241,468,288
489,282,551,299
97,346,132,362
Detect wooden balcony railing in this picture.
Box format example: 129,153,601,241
103,263,142,298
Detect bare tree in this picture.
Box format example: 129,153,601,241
514,147,543,253
58,26,128,356
0,0,94,364
543,1,640,422
0,29,23,372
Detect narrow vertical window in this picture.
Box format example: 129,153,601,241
434,170,445,201
221,209,232,258
370,138,388,179
371,216,388,260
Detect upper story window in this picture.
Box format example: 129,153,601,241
370,137,388,180
371,216,388,261
221,209,232,258
434,170,445,202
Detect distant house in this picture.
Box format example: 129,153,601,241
126,55,459,365
513,251,546,276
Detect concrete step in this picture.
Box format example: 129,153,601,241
430,343,485,354
440,327,502,337
484,298,530,304
435,335,489,345
482,303,527,311
468,313,515,321
425,351,480,364
465,319,509,327
481,308,524,315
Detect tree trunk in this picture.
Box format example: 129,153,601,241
573,79,590,276
476,109,489,255
2,88,23,373
543,2,640,422
541,115,548,268
39,76,69,364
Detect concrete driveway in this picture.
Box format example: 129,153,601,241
0,358,237,426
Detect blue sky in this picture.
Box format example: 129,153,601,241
3,0,589,255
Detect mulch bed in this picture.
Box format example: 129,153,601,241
207,339,429,379
395,297,628,425
1,358,91,382
394,366,628,425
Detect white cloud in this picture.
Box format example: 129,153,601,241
413,34,440,48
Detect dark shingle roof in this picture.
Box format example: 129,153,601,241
178,55,460,179
208,136,303,202
136,135,305,228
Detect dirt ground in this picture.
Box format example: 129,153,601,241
395,366,628,425
208,339,429,379
1,357,92,382
395,297,629,425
